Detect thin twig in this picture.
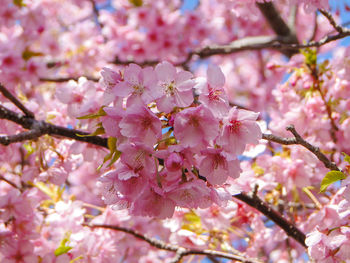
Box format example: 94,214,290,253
89,0,103,28
256,1,299,57
39,76,99,82
0,175,19,190
262,125,340,171
286,125,339,171
112,28,350,69
0,104,108,149
86,224,264,263
0,84,34,118
306,60,339,143
319,9,343,33
233,192,307,248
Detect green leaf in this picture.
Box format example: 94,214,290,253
184,210,201,224
97,137,121,170
22,48,43,61
107,151,121,167
129,0,143,6
70,256,84,263
320,171,346,193
13,0,26,7
108,137,117,152
55,245,73,257
23,142,35,158
54,233,73,256
77,106,106,120
342,152,350,164
76,126,105,137
301,48,317,67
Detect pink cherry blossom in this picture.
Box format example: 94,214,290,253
218,107,262,156
118,143,157,178
155,61,195,113
131,188,175,219
196,64,229,117
0,238,38,263
114,64,160,104
165,152,184,172
0,189,33,221
119,105,162,146
199,148,241,185
168,180,213,209
174,105,219,148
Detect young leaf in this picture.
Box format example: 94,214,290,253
76,126,105,137
77,106,106,120
13,0,26,7
129,0,143,7
22,48,44,61
342,152,350,164
54,233,73,256
320,171,346,193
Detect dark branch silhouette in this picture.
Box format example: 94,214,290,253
0,84,35,118
262,125,340,171
233,192,307,248
85,223,264,263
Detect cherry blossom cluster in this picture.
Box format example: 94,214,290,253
98,62,262,218
2,0,350,262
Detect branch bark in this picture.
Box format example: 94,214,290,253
262,125,340,171
0,84,34,118
0,104,108,149
233,192,307,248
86,223,264,263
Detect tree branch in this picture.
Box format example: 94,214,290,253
262,125,340,171
256,1,299,57
89,0,103,28
86,223,264,263
113,56,160,67
233,192,307,248
39,76,99,82
0,175,20,190
319,9,343,33
0,104,108,149
0,84,34,118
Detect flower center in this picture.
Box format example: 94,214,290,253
132,84,144,95
141,116,153,129
228,119,241,133
163,81,176,96
208,88,221,102
189,116,200,127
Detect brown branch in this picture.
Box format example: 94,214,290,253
113,56,160,67
0,84,34,118
0,175,20,190
256,1,299,57
89,0,103,28
233,192,307,248
280,30,350,49
0,129,43,145
112,28,350,68
306,56,339,143
86,223,264,263
262,125,340,171
39,76,99,82
319,9,343,33
274,200,318,210
0,104,108,149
